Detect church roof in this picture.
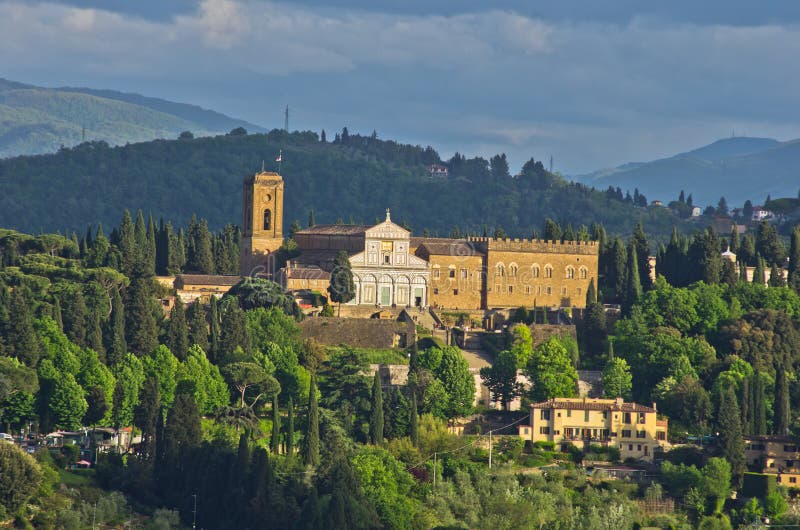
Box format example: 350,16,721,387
417,239,484,257
295,224,369,236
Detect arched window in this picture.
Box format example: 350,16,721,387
544,265,553,278
579,267,588,279
532,265,540,278
566,266,575,279
263,209,272,230
509,264,518,277
496,264,505,277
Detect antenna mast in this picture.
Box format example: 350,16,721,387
284,105,289,132
549,155,553,173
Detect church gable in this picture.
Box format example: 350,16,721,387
364,209,409,240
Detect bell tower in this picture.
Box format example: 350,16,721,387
240,171,284,276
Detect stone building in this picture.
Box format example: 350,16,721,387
240,170,599,311
745,435,800,487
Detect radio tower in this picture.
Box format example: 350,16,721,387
284,105,289,132
549,155,553,173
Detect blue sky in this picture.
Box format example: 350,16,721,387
3,0,800,173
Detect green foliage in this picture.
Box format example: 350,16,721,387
524,336,578,401
226,278,302,320
430,346,474,419
480,349,521,410
176,345,229,415
328,250,356,313
369,371,384,445
601,357,632,399
0,441,42,513
351,447,420,529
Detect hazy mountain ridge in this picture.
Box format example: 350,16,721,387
579,136,799,206
0,78,265,158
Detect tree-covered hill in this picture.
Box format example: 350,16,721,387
0,128,684,238
0,78,263,157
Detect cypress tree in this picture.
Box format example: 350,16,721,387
165,297,189,360
286,396,294,457
187,300,210,351
220,303,250,361
106,289,127,365
585,277,597,305
126,277,159,356
789,226,800,293
754,373,767,435
209,296,221,360
145,213,157,276
410,393,419,447
730,225,740,254
303,373,320,466
170,227,187,274
155,219,171,276
134,376,161,461
134,210,149,276
631,222,652,290
774,368,790,435
611,237,627,302
271,394,281,454
739,260,749,283
63,288,88,347
88,310,106,361
6,287,42,366
752,257,765,285
369,371,384,445
308,209,316,227
623,243,642,314
52,297,63,331
741,375,750,435
164,393,202,461
409,339,419,375
717,385,746,488
189,217,215,274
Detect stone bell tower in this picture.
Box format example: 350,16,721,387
240,171,284,276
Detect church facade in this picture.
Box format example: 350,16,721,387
241,170,599,310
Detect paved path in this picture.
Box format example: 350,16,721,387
461,348,492,369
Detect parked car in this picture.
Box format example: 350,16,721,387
0,433,14,443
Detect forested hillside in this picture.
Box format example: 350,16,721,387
0,128,683,238
0,78,262,157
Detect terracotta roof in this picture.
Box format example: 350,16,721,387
295,224,369,236
293,249,359,268
176,274,242,286
530,398,656,413
286,266,331,280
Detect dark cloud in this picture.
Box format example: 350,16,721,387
4,0,800,173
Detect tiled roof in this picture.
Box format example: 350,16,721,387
286,266,331,280
530,398,656,413
413,238,485,257
295,224,369,236
176,274,241,286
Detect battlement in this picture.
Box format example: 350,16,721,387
246,171,283,184
467,237,599,255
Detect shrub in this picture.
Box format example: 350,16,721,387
0,442,42,514
742,472,777,499
533,440,555,450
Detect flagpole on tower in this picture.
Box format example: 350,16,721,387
276,149,282,174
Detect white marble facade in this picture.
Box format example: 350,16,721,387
349,210,430,307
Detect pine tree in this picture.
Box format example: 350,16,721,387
774,368,790,436
187,300,210,351
126,277,159,356
303,373,320,466
285,396,294,457
106,289,127,366
717,385,746,488
271,394,281,454
369,371,384,445
165,297,189,360
623,243,642,314
410,393,419,447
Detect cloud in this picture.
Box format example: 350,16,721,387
2,0,800,172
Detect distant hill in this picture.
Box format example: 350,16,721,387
0,129,682,238
578,136,799,207
0,78,265,158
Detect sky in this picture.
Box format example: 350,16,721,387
2,0,800,174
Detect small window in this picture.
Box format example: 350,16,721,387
433,288,439,295
638,413,646,424
621,430,632,438
539,426,550,435
623,412,632,424
791,477,797,484
453,289,459,295
561,286,567,295
460,269,467,279
580,268,588,279
525,286,531,294
628,444,633,451
384,255,391,264
497,264,505,277
566,267,574,279
433,269,440,279
508,286,513,294
636,431,646,439
546,286,552,295
510,264,518,277
544,266,553,278
263,209,272,230
449,268,455,278
567,410,571,417
637,444,642,451
540,409,550,420
657,431,666,441
532,266,540,278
